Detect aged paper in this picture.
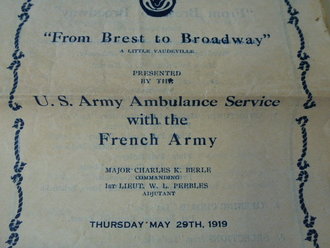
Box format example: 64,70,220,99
0,0,329,247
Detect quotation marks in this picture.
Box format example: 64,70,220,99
44,32,52,37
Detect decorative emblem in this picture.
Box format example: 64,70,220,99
140,0,176,17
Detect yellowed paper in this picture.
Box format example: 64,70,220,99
0,0,329,247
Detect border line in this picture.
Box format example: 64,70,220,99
5,1,33,248
283,0,320,246
8,0,34,111
296,116,320,248
284,0,316,109
2,1,322,248
5,119,27,248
